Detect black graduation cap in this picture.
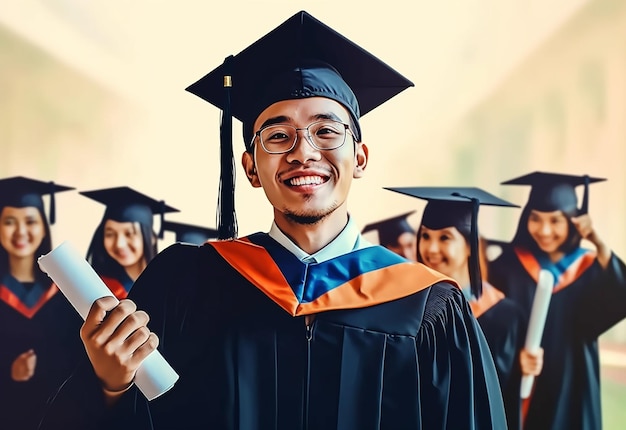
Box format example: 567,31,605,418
162,220,219,245
79,186,179,239
501,171,606,214
186,10,414,240
361,211,416,247
0,176,74,225
383,187,519,299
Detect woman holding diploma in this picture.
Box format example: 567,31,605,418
386,186,543,430
489,171,626,430
0,176,83,430
80,186,178,299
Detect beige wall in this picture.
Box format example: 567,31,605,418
0,25,143,253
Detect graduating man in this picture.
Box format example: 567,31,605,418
40,11,506,430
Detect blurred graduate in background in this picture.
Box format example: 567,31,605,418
0,176,84,430
161,220,218,246
488,171,626,430
80,186,179,299
387,186,543,430
361,211,417,260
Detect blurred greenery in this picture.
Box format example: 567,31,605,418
602,375,626,430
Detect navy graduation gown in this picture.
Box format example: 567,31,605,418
489,245,626,430
0,276,83,430
470,282,526,430
40,234,507,429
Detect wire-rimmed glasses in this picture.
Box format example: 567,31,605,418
251,120,354,154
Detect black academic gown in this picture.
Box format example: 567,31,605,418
0,276,83,430
489,245,626,430
470,282,526,430
40,233,507,430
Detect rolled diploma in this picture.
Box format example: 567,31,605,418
520,269,554,399
38,241,179,401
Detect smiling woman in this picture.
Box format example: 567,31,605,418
0,176,84,430
79,186,179,299
489,171,626,430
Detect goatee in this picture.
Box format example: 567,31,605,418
285,213,325,225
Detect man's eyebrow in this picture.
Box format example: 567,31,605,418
258,115,291,129
258,112,345,129
311,112,343,122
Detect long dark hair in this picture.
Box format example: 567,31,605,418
511,203,582,255
86,216,157,279
0,205,53,286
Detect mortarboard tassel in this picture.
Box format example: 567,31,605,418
48,181,56,225
158,200,165,239
468,197,482,299
580,175,590,214
452,192,482,299
218,55,237,240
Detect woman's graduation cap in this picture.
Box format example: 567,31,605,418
162,220,219,245
79,186,179,239
185,10,414,240
0,176,75,224
500,171,606,214
361,211,416,247
383,186,519,298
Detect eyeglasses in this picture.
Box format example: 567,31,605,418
251,120,354,154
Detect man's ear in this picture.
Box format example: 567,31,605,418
353,142,368,178
242,151,262,187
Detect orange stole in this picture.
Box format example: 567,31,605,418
100,276,129,300
469,282,505,318
514,247,596,293
0,283,59,319
208,239,456,316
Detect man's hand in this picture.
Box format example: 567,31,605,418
11,349,37,381
80,297,159,396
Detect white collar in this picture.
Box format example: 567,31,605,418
268,216,367,263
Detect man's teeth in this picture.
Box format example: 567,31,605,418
289,176,324,186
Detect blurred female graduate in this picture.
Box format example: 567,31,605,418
489,171,626,430
387,186,544,430
80,186,178,299
0,176,83,430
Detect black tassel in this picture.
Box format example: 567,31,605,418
218,55,237,240
49,181,56,225
158,200,165,239
580,175,590,214
452,192,482,299
468,197,482,299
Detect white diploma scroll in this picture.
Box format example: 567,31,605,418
520,269,554,399
38,241,179,401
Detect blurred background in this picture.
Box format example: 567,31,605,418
1,0,625,425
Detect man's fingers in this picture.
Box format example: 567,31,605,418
104,310,151,354
81,298,136,343
84,296,122,325
130,332,160,366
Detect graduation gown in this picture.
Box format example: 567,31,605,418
489,245,626,430
0,275,83,430
469,281,526,430
40,233,507,430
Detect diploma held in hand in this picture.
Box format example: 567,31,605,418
38,241,179,401
521,269,553,399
